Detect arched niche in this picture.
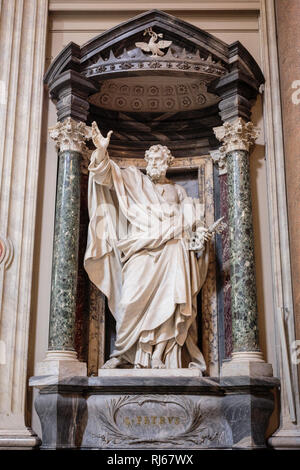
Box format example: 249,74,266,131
44,9,264,376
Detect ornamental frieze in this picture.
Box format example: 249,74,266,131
84,45,226,82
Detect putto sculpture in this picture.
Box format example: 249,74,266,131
84,122,220,372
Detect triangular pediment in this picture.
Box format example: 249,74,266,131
45,10,233,86
80,9,229,67
45,9,263,91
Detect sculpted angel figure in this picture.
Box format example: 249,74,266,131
84,122,212,372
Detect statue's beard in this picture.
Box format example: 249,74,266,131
147,167,166,182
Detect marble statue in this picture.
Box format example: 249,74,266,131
84,122,213,372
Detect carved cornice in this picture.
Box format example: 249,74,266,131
48,70,98,122
49,117,92,153
213,118,259,154
84,47,226,81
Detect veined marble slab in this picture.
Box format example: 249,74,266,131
98,368,203,377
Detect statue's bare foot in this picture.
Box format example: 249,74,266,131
101,357,125,369
151,357,166,369
134,364,142,369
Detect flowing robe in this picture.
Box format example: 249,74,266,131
84,150,209,370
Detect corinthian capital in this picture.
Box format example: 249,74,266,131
49,117,92,153
213,118,259,154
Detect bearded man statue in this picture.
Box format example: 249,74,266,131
84,122,212,372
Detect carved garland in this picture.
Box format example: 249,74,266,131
92,395,224,447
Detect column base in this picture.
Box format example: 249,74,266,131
268,428,300,449
0,428,40,450
30,375,279,449
35,350,87,378
221,352,273,377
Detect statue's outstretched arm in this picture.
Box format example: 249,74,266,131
88,122,115,187
91,121,113,164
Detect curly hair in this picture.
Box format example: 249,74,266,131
144,144,174,164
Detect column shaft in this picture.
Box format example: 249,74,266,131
48,150,81,351
227,149,259,352
36,117,91,377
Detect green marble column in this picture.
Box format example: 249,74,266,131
37,117,91,376
226,149,259,353
214,118,267,365
48,149,81,351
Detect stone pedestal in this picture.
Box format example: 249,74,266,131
30,374,279,450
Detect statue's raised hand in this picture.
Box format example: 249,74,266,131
91,121,113,151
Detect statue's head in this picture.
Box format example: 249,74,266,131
144,144,174,182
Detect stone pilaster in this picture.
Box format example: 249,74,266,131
214,118,272,377
0,0,48,449
36,118,92,378
266,0,300,448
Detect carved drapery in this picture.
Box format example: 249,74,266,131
87,155,219,376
